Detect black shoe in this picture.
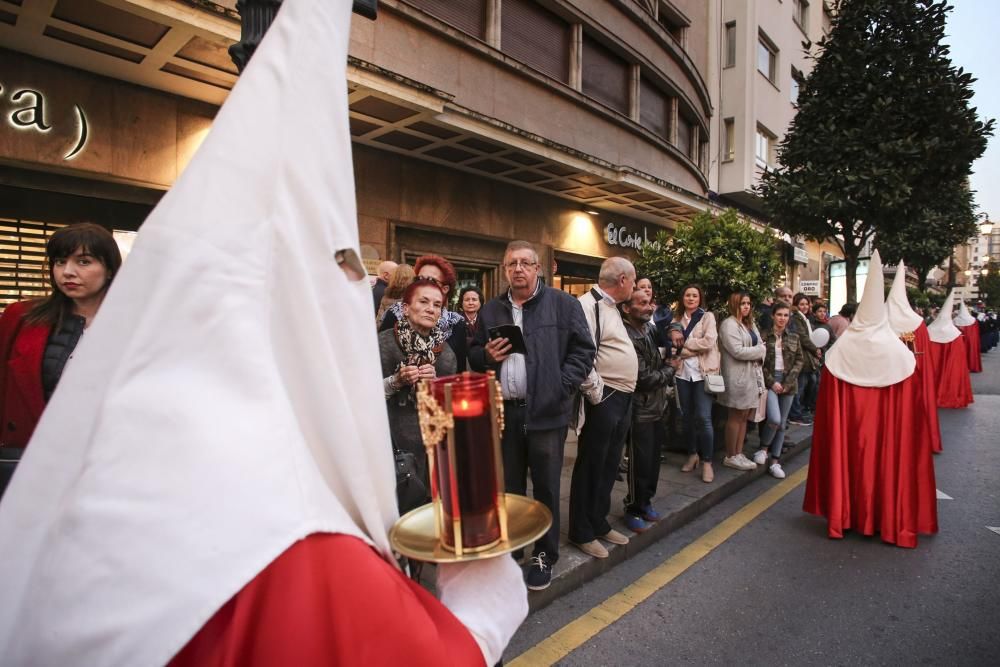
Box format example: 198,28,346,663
524,553,552,591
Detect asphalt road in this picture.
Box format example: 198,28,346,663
505,347,1000,666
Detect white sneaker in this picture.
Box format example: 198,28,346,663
753,449,768,466
723,455,747,470
736,453,758,469
769,462,786,479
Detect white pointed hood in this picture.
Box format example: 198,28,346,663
0,1,401,665
954,299,976,326
885,260,924,334
824,251,915,387
928,290,962,343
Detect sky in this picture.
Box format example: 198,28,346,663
945,0,1000,222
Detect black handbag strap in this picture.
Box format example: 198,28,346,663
682,308,705,341
590,288,603,356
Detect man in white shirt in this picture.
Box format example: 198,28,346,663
569,257,639,559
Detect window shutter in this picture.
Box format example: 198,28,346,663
639,77,669,139
676,116,692,157
0,219,66,312
582,35,629,115
501,0,570,83
407,0,486,39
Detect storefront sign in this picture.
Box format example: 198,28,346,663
605,222,649,250
1,83,89,160
799,279,820,295
792,246,810,264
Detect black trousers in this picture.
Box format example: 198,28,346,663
568,388,633,543
624,420,658,516
501,401,567,564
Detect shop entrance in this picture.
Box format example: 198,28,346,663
552,251,601,297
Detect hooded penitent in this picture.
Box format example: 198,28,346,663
954,300,982,373
804,251,937,548
0,1,525,664
885,260,941,453
927,290,974,408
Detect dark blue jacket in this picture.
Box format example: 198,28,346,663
469,285,595,431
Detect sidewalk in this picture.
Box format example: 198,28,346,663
527,422,814,610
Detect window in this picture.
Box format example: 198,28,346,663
793,0,810,30
582,35,629,115
640,77,670,140
677,115,692,157
723,118,735,161
757,34,777,83
657,2,688,47
501,0,571,82
790,67,803,103
755,126,774,166
407,0,487,39
724,22,736,68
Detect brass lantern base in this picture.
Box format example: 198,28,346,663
389,494,552,564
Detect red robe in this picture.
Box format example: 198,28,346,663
957,321,982,373
170,533,484,667
929,338,973,408
911,323,942,453
803,368,937,548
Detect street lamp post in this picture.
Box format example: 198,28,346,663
229,0,378,73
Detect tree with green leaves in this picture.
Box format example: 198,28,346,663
978,260,1000,310
634,209,783,313
759,0,993,299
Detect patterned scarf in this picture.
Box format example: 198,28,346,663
394,316,447,367
388,301,463,338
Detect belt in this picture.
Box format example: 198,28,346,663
504,398,527,408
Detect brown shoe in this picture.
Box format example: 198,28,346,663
681,454,699,473
599,529,629,545
701,461,714,483
572,539,609,559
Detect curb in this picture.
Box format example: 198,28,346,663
527,430,813,611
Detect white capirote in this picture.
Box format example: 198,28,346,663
885,260,924,334
824,250,915,387
928,290,962,343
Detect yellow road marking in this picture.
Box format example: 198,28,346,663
508,464,809,667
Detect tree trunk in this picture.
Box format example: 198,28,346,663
844,250,859,304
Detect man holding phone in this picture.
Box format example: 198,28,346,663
469,240,595,591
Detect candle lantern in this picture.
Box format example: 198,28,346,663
390,371,552,562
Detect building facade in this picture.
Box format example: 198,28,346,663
711,0,839,299
2,0,721,309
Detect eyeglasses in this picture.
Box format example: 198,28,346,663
413,275,442,286
504,260,538,270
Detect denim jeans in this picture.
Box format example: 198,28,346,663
676,378,714,461
794,370,818,415
761,371,795,460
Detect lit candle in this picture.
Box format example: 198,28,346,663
430,372,501,552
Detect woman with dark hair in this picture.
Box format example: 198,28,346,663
378,278,458,492
788,292,820,424
458,285,484,356
718,292,766,471
379,254,467,369
672,284,719,483
752,303,804,479
0,223,123,450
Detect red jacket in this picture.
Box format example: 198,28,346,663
0,300,50,448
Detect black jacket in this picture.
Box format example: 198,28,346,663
469,285,596,431
625,321,675,423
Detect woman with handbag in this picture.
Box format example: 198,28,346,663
378,277,458,505
752,303,805,479
672,284,720,483
718,292,766,472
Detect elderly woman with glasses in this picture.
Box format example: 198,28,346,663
379,254,467,370
378,278,458,496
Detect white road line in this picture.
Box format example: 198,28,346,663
936,489,954,500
